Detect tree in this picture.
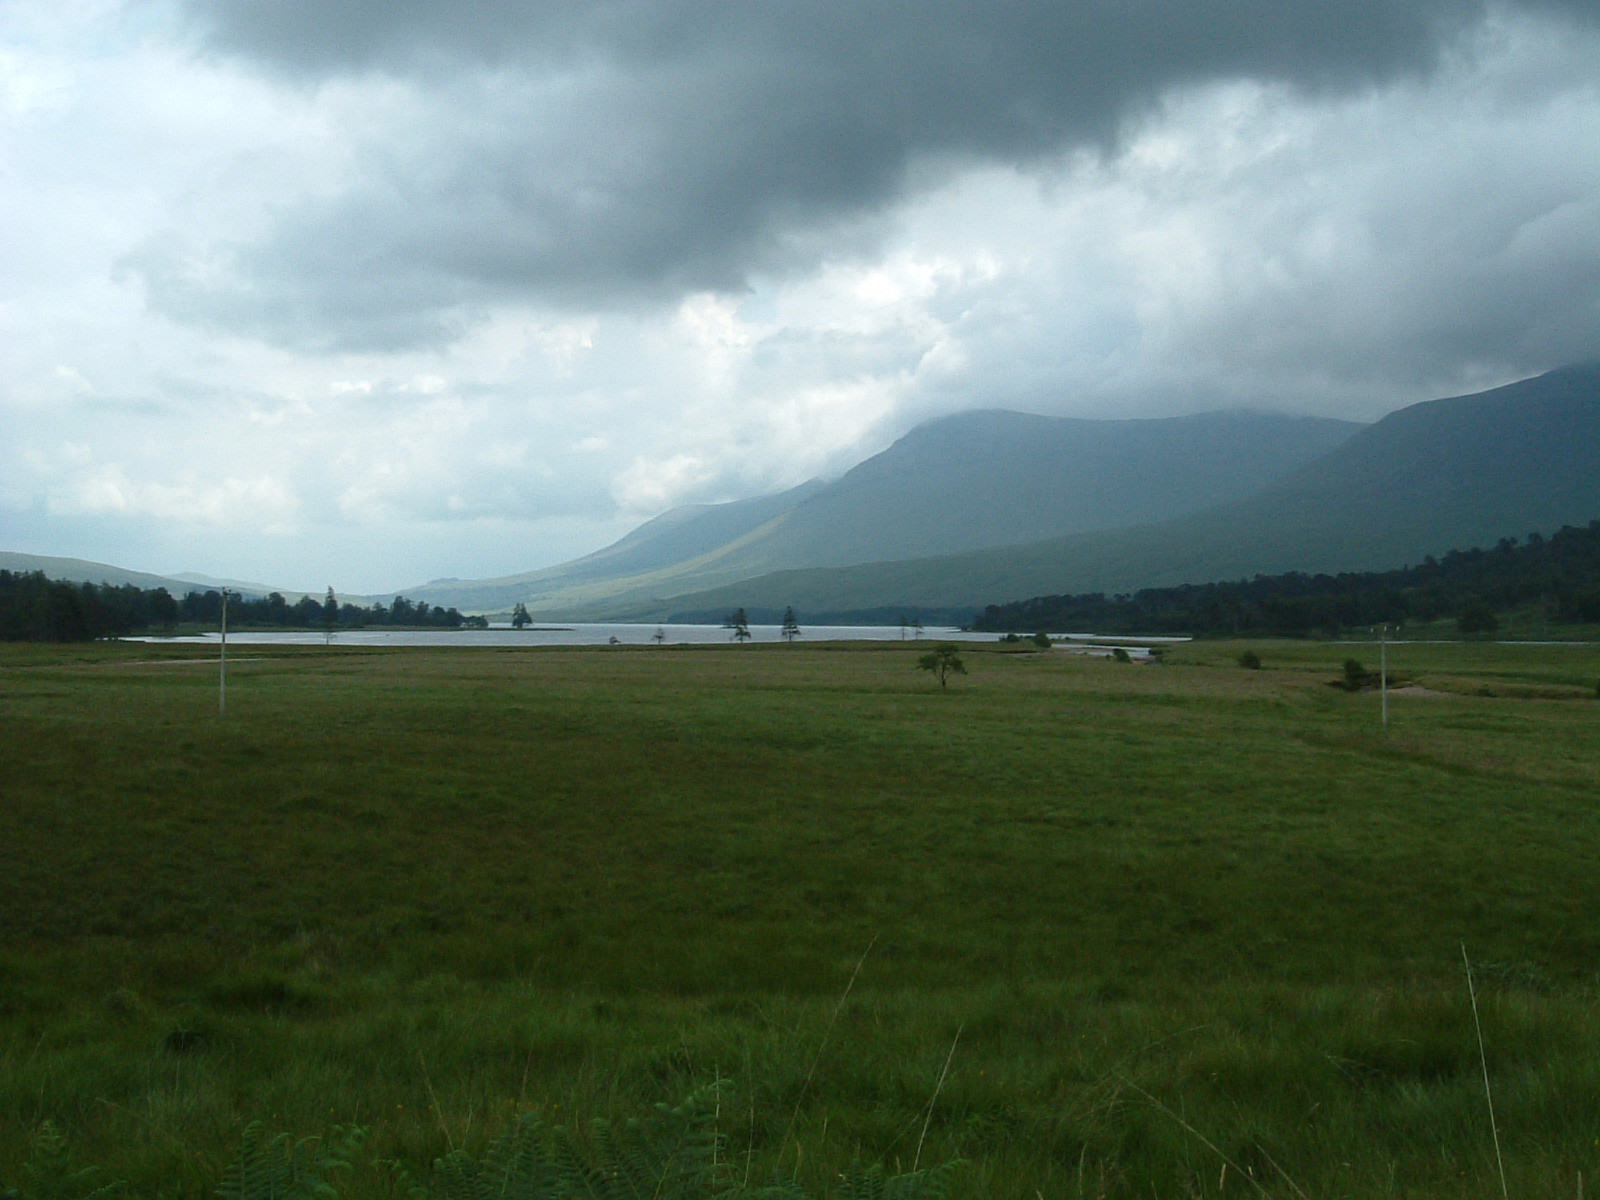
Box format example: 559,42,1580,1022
781,606,801,644
35,580,90,641
1457,602,1499,634
149,587,179,629
917,643,966,689
511,602,532,630
262,591,290,626
1031,631,1051,649
725,608,751,642
323,587,338,643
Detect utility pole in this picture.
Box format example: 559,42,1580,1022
1378,624,1392,731
219,588,232,718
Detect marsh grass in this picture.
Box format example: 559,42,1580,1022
4,638,1600,1196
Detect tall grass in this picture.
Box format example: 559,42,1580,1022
3,638,1600,1196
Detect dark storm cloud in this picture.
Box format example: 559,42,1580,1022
149,0,1598,348
186,1,1589,88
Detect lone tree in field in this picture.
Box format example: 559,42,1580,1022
511,602,532,630
781,606,801,643
725,608,751,642
918,643,966,689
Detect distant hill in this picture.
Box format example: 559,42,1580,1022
171,571,307,597
0,554,353,604
0,553,223,596
654,364,1600,620
406,408,1363,615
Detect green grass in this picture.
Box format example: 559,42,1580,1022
4,638,1600,1197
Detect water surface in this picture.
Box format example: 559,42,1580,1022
128,623,998,648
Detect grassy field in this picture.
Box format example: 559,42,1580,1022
3,636,1600,1197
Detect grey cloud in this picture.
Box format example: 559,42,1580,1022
184,2,1588,87
145,0,1600,348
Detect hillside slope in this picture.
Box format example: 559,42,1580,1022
407,409,1362,614
398,480,826,613
652,363,1600,620
689,409,1363,571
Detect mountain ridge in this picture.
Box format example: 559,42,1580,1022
649,363,1600,620
403,407,1366,614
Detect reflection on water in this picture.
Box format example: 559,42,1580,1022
123,623,1002,647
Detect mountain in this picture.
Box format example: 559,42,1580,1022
671,409,1364,570
406,409,1363,614
171,571,305,597
653,363,1600,620
397,479,827,613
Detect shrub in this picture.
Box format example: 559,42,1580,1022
1238,650,1262,670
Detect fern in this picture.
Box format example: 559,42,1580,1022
578,1085,726,1198
1,1122,122,1200
388,1112,565,1200
831,1162,961,1200
392,1084,728,1200
215,1123,365,1200
392,1086,960,1200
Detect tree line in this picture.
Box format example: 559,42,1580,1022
973,520,1600,638
0,571,473,642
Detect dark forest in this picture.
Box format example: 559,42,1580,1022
975,520,1600,637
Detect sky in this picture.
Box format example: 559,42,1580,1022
3,1,1599,594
